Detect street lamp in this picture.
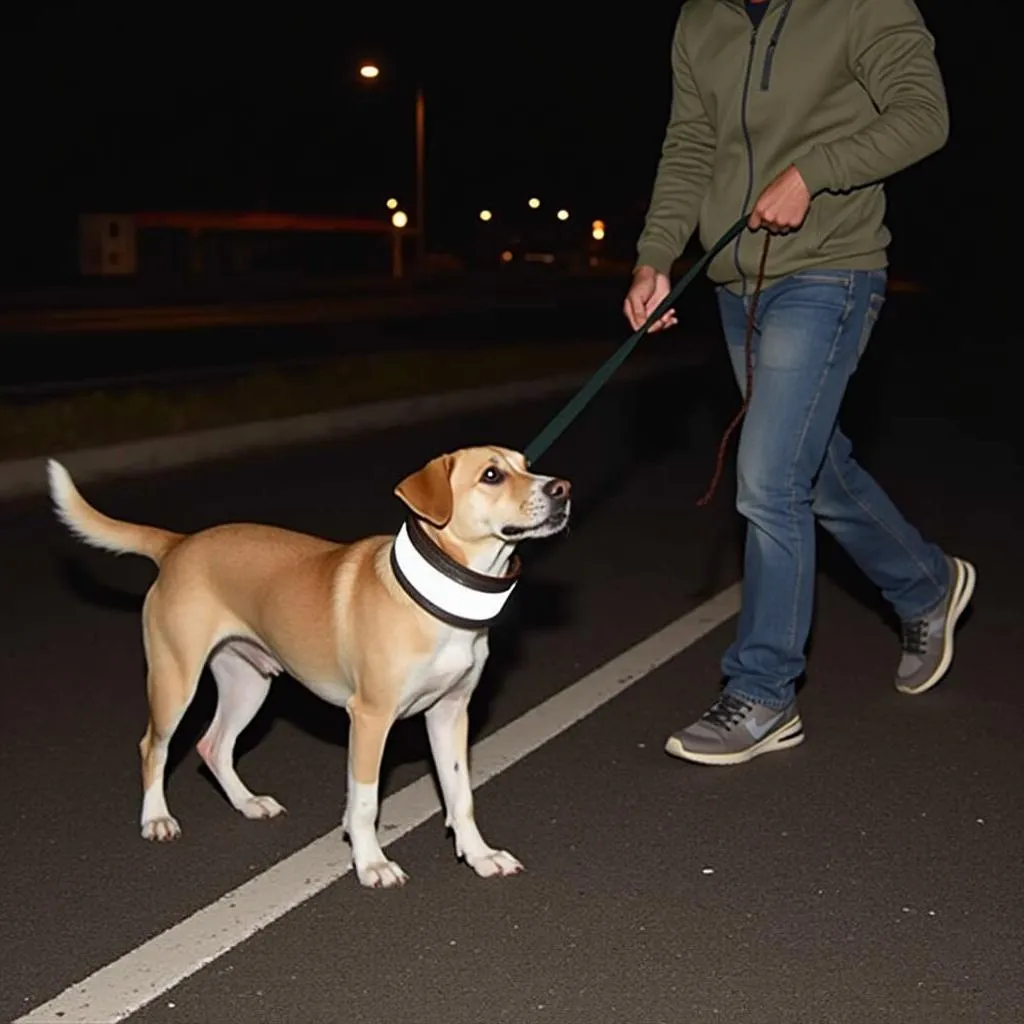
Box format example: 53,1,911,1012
556,209,569,221
528,197,540,209
359,62,426,268
386,197,399,210
591,219,606,241
479,209,493,222
391,210,408,229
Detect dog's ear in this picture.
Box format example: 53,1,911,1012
394,453,455,527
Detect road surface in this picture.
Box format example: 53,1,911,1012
1,326,1021,1023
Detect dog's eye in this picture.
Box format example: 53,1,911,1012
480,466,505,485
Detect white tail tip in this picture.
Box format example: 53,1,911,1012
47,459,75,518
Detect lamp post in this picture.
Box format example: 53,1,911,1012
390,209,408,279
360,63,426,268
414,85,425,267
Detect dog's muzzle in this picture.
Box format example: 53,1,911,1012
501,478,571,539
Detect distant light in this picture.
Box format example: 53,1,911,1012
556,209,569,221
528,197,540,209
391,210,408,229
592,218,606,241
359,64,380,79
500,250,514,263
386,197,399,210
479,209,493,222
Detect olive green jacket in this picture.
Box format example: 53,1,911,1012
636,0,949,293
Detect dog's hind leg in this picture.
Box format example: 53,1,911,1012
138,594,209,841
197,647,285,820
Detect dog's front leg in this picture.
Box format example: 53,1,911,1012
343,699,406,889
425,685,523,880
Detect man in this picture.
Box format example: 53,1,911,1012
625,0,975,766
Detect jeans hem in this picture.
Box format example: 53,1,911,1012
895,553,953,623
723,682,796,712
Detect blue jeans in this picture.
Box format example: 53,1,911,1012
717,268,949,710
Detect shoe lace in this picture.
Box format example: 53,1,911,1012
901,619,929,656
702,694,753,731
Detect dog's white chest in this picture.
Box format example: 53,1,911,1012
398,629,485,718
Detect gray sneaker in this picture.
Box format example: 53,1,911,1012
896,555,976,695
664,694,804,766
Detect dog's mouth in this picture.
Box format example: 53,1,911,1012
500,502,571,540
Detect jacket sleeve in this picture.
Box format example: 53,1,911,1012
793,0,949,196
635,11,716,275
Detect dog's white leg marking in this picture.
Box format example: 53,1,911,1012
344,702,406,888
198,650,285,820
140,729,182,842
425,663,523,879
345,777,407,889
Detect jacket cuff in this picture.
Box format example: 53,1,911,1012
792,147,833,197
635,245,678,276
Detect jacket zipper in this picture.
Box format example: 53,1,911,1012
733,24,760,297
759,0,793,91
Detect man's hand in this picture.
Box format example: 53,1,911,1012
749,164,811,233
624,266,678,333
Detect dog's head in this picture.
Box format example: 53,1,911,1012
394,446,571,562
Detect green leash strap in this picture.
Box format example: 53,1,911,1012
523,213,750,467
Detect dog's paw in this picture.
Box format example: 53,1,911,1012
467,849,523,879
141,816,181,842
239,795,286,820
356,859,409,889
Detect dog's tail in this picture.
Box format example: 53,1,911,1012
47,459,184,565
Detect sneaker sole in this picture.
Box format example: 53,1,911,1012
663,714,805,766
896,557,977,696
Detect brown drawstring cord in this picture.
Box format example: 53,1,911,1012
696,232,772,507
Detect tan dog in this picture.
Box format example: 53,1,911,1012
47,447,571,888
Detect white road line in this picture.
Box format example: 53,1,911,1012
15,583,740,1024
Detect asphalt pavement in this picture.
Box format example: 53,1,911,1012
2,315,1022,1023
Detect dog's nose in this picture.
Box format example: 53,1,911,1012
544,478,571,500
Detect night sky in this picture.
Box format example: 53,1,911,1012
2,2,1009,281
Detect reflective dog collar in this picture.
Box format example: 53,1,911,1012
390,518,520,630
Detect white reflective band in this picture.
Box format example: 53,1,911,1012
391,522,516,625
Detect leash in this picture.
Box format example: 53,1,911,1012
695,231,771,506
522,215,771,507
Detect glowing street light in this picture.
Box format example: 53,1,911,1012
556,208,569,221
386,197,399,210
528,197,540,209
359,63,380,79
591,219,606,241
479,209,493,222
391,210,409,229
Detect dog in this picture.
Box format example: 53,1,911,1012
47,447,571,888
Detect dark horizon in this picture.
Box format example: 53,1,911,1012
2,1,1007,283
